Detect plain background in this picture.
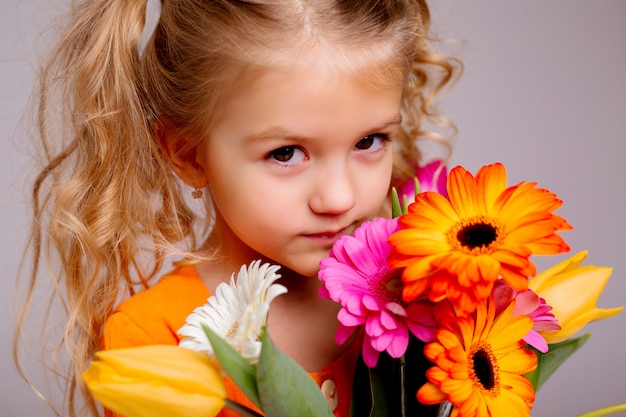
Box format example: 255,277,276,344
1,1,625,416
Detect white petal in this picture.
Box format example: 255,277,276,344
177,261,287,364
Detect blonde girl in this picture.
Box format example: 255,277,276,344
15,0,459,416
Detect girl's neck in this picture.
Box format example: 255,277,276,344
194,255,319,296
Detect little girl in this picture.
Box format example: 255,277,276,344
15,0,459,416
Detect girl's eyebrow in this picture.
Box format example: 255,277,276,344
245,114,403,144
372,114,403,132
354,114,403,139
245,129,310,144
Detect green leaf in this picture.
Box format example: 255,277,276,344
202,325,262,409
391,187,403,218
402,195,409,215
413,177,421,196
526,333,590,391
256,328,334,417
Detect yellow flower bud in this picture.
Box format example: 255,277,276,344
83,345,226,417
529,251,623,344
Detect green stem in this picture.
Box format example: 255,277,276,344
399,355,406,417
436,401,453,417
577,403,626,417
224,398,264,417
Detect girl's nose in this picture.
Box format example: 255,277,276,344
308,164,356,215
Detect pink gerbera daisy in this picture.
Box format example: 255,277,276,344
319,218,437,367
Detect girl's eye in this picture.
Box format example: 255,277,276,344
268,146,306,163
355,134,388,151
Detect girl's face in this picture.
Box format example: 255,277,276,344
199,62,403,277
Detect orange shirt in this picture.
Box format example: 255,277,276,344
102,264,359,417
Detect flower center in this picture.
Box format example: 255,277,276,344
448,216,503,254
226,321,239,339
469,342,500,394
370,267,404,303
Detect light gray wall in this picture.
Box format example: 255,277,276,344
1,1,624,416
1,1,61,416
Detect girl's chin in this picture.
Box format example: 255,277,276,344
272,260,324,281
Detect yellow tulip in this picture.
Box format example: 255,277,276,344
83,345,226,417
529,251,623,344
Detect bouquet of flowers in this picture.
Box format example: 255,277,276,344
83,162,623,417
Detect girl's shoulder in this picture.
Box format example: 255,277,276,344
102,263,211,349
119,263,209,309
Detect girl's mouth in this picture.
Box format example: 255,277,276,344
303,227,349,245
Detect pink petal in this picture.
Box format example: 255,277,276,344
405,302,437,326
408,322,436,343
362,294,382,311
362,336,381,367
492,280,516,314
380,309,399,330
514,290,541,316
362,218,399,257
335,323,355,345
318,285,330,299
524,330,549,353
398,160,448,202
337,308,365,326
533,320,561,332
417,160,448,196
386,329,409,358
371,331,394,352
365,316,384,337
405,302,438,342
386,302,407,317
345,294,366,316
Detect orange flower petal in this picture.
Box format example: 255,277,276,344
499,267,531,291
406,192,459,225
417,382,447,404
476,162,507,212
447,166,480,218
388,229,450,255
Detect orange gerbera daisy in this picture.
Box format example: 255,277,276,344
388,163,571,313
417,300,537,417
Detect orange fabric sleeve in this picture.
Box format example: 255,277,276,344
102,265,209,350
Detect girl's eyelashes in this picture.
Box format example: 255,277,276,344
355,134,389,151
266,133,390,164
267,145,307,164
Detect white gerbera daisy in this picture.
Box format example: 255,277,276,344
178,260,287,364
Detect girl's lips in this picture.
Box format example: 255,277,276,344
303,227,349,245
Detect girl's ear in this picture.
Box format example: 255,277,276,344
154,118,208,188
